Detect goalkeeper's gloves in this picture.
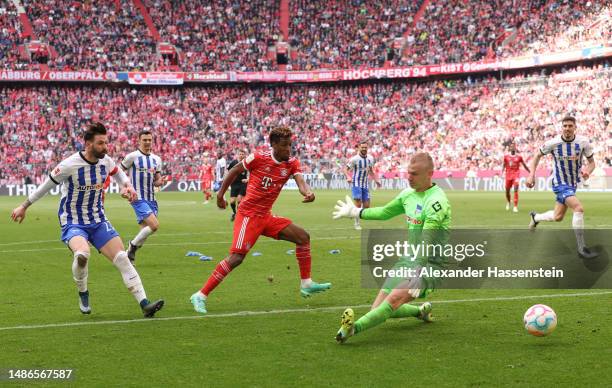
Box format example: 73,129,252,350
332,195,362,219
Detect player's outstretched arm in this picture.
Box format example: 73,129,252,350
11,201,29,223
332,195,361,219
217,163,246,209
345,163,353,183
332,194,404,220
294,173,315,203
153,172,165,187
368,166,381,187
111,167,137,202
11,177,58,223
581,156,596,179
360,195,404,221
526,152,542,188
521,159,530,173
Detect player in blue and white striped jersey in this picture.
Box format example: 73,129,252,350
121,130,164,264
346,141,381,230
526,115,598,259
11,123,165,317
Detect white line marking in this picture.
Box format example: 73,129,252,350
0,236,359,253
0,291,609,332
0,239,58,246
5,225,612,247
0,227,360,247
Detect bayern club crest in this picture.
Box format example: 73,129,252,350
280,168,288,177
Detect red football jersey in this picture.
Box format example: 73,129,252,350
199,165,213,181
239,151,301,217
504,154,524,179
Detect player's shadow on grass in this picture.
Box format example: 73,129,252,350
581,245,608,273
561,244,610,288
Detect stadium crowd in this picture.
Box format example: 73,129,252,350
144,0,279,72
502,1,611,58
289,0,423,69
0,65,609,185
399,0,541,65
23,0,156,71
0,0,606,71
0,5,24,70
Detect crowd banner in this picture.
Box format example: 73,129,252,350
3,174,612,196
0,46,609,84
0,70,117,82
125,72,184,85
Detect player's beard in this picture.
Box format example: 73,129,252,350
92,149,107,159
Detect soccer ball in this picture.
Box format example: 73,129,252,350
523,304,557,336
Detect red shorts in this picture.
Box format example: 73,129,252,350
505,178,519,190
201,180,211,191
230,212,292,254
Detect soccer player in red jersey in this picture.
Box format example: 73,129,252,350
190,127,331,314
502,143,530,212
198,159,214,204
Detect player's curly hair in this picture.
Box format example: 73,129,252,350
84,122,107,142
269,126,292,145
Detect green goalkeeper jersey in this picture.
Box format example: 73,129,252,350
360,183,451,231
361,184,451,294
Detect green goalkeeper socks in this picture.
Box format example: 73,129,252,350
390,303,420,318
354,301,394,334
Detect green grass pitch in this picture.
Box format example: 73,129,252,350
1,191,610,387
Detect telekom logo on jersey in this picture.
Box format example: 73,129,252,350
261,176,273,189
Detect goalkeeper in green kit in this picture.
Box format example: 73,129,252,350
332,152,451,343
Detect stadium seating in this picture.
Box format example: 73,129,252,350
143,0,279,71
1,66,609,185
0,1,605,71
23,0,156,70
0,5,25,70
399,0,540,65
289,0,423,69
502,1,611,57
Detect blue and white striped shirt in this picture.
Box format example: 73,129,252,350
50,152,117,226
121,150,163,202
540,135,594,188
347,154,375,188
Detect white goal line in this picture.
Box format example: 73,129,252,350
0,291,610,332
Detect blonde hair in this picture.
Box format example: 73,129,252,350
411,152,434,171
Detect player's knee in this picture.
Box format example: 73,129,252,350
553,213,565,222
296,230,310,246
113,250,130,266
74,250,90,267
386,292,405,309
150,221,159,232
227,254,245,268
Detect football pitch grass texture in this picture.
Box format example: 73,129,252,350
1,191,610,387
